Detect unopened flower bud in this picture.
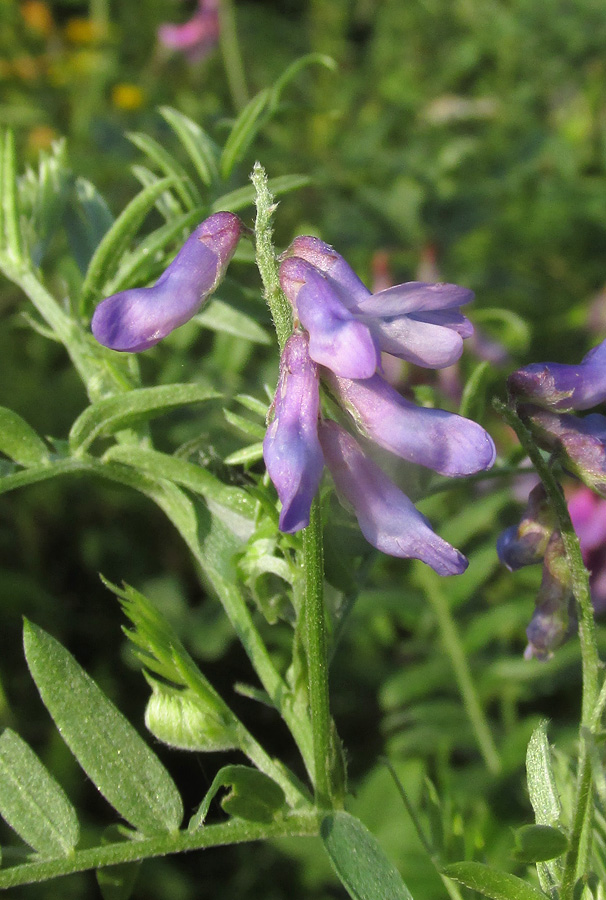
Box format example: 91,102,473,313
497,483,556,571
524,531,573,660
508,339,606,412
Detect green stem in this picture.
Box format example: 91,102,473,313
218,0,249,112
415,565,502,775
303,495,332,808
496,400,600,895
0,814,318,890
252,163,293,351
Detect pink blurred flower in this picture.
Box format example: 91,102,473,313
568,485,606,612
158,0,220,63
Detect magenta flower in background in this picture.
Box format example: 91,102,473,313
508,338,606,412
92,212,242,352
568,485,606,613
158,0,220,63
262,333,324,533
318,421,468,575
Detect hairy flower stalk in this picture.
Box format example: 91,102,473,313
92,212,243,352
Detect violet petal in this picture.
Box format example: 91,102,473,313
319,420,467,574
263,333,324,533
327,372,496,476
92,212,242,352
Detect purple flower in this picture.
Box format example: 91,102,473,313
325,371,496,477
92,212,242,352
319,421,467,575
497,483,555,571
262,333,324,533
279,257,379,379
158,0,220,63
521,406,606,497
283,236,475,369
508,339,606,412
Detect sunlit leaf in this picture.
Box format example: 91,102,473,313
127,131,201,210
69,384,219,452
160,107,219,186
23,621,183,835
195,298,271,345
219,90,271,181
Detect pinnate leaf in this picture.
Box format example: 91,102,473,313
23,620,183,835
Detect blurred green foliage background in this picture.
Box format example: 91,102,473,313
2,0,606,897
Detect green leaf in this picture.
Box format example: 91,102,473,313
442,863,548,900
131,165,183,222
270,53,337,107
0,406,50,467
195,298,271,345
102,446,255,540
210,174,312,213
80,176,178,308
127,131,201,210
23,620,183,835
224,409,266,440
189,765,285,830
459,361,491,423
159,107,219,186
104,207,205,295
1,130,24,263
513,824,568,863
526,722,562,827
69,384,219,452
0,728,79,856
219,90,271,181
144,677,240,753
224,442,264,466
321,812,414,900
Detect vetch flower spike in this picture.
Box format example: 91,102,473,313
508,338,606,411
326,371,496,477
284,235,474,369
319,420,468,575
92,212,243,352
279,256,380,379
263,333,324,533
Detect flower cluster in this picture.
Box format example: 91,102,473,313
91,216,496,576
500,340,606,656
263,236,496,575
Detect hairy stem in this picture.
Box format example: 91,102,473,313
303,495,332,808
252,162,293,350
0,814,319,889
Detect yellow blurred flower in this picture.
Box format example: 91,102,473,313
111,83,145,111
20,1,54,36
27,125,58,153
64,17,108,44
